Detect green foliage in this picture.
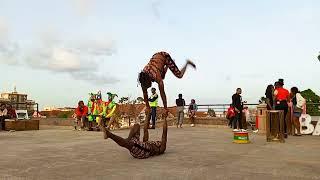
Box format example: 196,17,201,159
259,97,267,103
118,97,129,104
301,89,320,116
207,108,216,117
136,97,144,104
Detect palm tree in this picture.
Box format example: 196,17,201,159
136,97,144,104
118,97,129,104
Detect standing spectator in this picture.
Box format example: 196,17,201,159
188,99,198,127
148,88,159,129
6,104,17,119
232,88,245,132
290,87,305,136
265,84,274,110
176,94,186,128
274,79,290,138
75,101,88,131
0,103,9,131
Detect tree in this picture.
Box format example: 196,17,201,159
118,97,129,104
301,89,320,116
136,97,144,104
207,108,216,117
259,97,267,104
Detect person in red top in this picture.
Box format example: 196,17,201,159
273,79,290,138
75,101,88,130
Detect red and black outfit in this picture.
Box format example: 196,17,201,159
274,87,289,135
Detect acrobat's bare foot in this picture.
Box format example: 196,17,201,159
186,59,196,69
100,124,109,139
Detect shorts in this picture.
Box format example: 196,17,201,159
293,112,302,118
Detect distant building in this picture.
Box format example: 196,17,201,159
0,86,36,112
43,107,75,111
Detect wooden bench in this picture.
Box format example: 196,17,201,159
5,119,39,131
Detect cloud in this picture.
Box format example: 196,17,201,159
24,33,119,84
0,17,9,41
151,0,162,19
0,25,119,85
0,41,20,65
70,0,96,16
71,71,118,84
0,17,20,65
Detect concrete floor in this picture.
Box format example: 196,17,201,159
0,126,319,180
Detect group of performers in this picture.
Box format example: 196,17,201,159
100,51,196,159
75,91,118,131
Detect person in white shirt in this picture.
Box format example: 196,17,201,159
290,87,306,136
0,103,9,131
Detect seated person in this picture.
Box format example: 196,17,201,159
7,104,17,119
0,103,9,131
75,101,88,130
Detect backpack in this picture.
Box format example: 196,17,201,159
226,107,236,119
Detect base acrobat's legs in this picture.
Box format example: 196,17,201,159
101,125,133,150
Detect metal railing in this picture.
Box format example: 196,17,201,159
185,103,259,118
183,103,320,117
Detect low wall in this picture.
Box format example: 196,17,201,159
35,118,74,126
34,117,228,127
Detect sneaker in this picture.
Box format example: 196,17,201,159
190,124,195,127
233,129,240,132
253,130,259,133
241,129,247,132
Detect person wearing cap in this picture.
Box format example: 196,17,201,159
274,79,290,138
148,88,158,129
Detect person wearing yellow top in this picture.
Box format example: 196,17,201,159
148,88,158,129
100,92,118,130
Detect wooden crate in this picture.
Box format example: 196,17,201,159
266,110,285,143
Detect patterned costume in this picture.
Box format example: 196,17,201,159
142,51,185,83
129,133,162,159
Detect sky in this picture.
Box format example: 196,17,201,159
0,0,319,109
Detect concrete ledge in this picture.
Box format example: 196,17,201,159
34,117,228,128
35,118,74,126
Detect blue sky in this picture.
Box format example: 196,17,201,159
0,0,319,109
